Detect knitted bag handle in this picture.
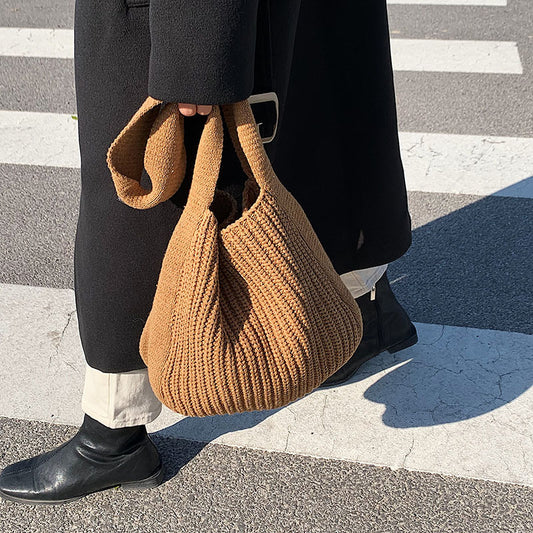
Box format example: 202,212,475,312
186,99,276,213
106,96,187,209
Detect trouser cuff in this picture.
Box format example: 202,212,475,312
340,264,388,299
81,363,162,429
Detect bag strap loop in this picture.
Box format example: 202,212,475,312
106,97,275,213
186,99,277,213
222,100,277,186
106,96,186,209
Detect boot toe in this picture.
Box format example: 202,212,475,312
0,460,38,501
0,457,34,478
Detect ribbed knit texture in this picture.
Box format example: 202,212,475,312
107,96,363,417
107,97,186,209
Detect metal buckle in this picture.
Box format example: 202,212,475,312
248,91,279,144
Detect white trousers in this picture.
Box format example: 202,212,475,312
81,264,387,428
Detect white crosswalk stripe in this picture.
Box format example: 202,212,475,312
0,28,524,74
0,27,73,58
388,0,507,5
391,39,523,74
399,132,533,198
2,111,531,199
0,110,80,168
1,283,532,487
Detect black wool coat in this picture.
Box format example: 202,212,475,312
73,0,412,373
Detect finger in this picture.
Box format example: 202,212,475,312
196,105,212,116
178,103,197,116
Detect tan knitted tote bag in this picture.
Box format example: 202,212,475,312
107,96,363,417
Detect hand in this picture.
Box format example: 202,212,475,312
178,103,213,116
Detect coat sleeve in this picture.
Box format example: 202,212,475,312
147,0,260,105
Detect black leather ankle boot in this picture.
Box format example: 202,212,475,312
319,271,418,388
0,414,164,505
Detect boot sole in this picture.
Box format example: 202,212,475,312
120,463,166,491
0,464,165,506
318,326,419,389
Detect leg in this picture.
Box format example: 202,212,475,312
0,1,170,504
320,266,418,388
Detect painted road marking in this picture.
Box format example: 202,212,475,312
399,132,533,198
0,29,522,75
391,39,522,74
2,111,531,199
0,110,80,168
388,0,506,6
0,283,531,486
0,28,73,58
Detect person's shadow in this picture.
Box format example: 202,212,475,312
153,177,533,482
